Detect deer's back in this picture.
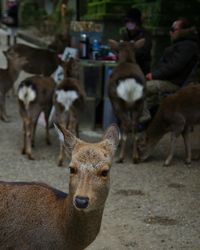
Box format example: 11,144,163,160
20,76,55,105
56,77,86,108
161,85,200,125
0,181,68,249
110,62,145,84
7,44,58,76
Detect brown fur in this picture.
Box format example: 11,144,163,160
108,39,146,163
54,58,86,166
137,84,200,166
6,43,61,76
0,124,119,250
18,76,56,160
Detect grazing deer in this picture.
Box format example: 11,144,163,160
18,76,56,160
108,39,146,163
0,51,27,121
0,124,119,250
54,58,86,166
137,84,200,166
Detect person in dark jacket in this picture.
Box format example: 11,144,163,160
4,0,19,46
120,7,152,75
140,18,199,122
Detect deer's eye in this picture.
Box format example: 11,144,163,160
69,167,77,175
100,169,109,177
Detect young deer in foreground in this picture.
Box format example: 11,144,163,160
0,51,27,121
54,58,86,166
18,76,56,160
0,124,119,250
137,84,200,166
108,39,146,163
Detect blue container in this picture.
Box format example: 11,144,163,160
102,64,118,129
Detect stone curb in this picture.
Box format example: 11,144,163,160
0,25,48,48
17,31,48,48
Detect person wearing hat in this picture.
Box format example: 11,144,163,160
120,7,152,75
3,0,19,46
141,17,199,124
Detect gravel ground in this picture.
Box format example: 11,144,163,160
0,32,200,250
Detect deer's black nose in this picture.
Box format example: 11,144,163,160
74,196,89,209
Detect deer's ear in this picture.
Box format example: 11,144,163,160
2,50,7,57
101,124,120,156
108,39,119,51
54,123,78,156
134,38,145,50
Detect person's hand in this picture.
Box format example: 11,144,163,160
146,73,152,81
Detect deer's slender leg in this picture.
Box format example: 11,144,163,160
31,111,41,147
131,110,141,164
116,131,127,163
25,118,34,160
182,126,192,165
164,132,177,166
44,109,51,145
0,93,9,122
68,110,78,136
110,101,130,163
21,119,26,155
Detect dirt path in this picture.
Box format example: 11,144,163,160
0,35,200,250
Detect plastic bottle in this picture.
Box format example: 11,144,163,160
92,39,100,60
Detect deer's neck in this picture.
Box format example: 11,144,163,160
8,65,20,83
64,196,104,250
147,111,167,147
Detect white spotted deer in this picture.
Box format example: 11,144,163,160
18,76,56,160
0,51,27,121
54,57,86,166
108,39,146,163
0,123,119,250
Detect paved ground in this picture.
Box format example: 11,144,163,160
0,31,200,250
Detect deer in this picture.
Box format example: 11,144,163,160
6,43,61,76
18,75,56,160
54,57,86,166
137,84,200,166
0,51,27,121
108,39,146,163
0,123,120,250
5,33,69,77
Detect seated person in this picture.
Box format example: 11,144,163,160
120,7,152,75
141,17,199,122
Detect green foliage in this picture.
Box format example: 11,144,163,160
51,0,75,24
19,0,46,27
19,0,74,33
133,0,200,29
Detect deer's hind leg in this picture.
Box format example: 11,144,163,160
25,118,34,160
0,92,9,122
116,115,131,163
164,114,185,166
182,126,192,165
44,106,52,145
